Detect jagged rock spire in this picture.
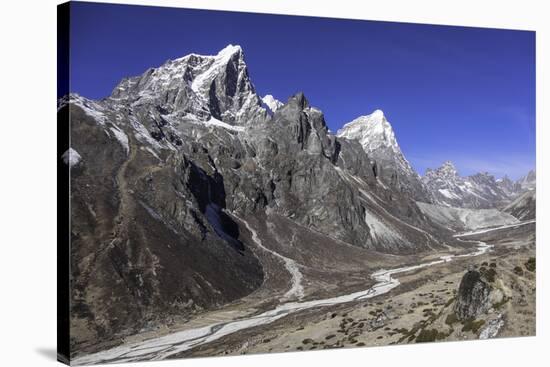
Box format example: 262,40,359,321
109,44,265,125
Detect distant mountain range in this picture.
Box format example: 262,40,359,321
336,108,534,209
60,44,535,353
423,161,534,209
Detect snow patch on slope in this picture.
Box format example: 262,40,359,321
261,94,283,115
62,148,82,167
438,188,460,200
205,117,245,132
69,94,107,125
129,116,166,151
109,126,129,154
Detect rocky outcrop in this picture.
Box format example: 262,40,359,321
454,270,491,320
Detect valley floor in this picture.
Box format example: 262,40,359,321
72,220,535,365
179,223,535,358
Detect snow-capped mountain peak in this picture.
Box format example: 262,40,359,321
370,109,385,119
217,43,242,56
337,110,433,201
190,44,245,95
441,160,457,171
426,161,458,179
336,109,398,152
109,44,264,125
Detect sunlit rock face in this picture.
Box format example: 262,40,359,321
454,270,491,321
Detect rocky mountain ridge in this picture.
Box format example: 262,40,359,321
61,44,534,354
61,45,456,353
110,44,269,126
515,169,536,191
337,111,534,210
503,189,536,220
422,161,534,209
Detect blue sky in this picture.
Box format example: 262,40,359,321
69,2,535,179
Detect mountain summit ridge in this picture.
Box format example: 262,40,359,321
337,110,401,155
60,44,535,353
337,110,431,201
109,44,267,125
422,161,533,208
73,43,534,210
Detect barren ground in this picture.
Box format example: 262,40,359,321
173,223,535,359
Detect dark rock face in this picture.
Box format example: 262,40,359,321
454,270,491,320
